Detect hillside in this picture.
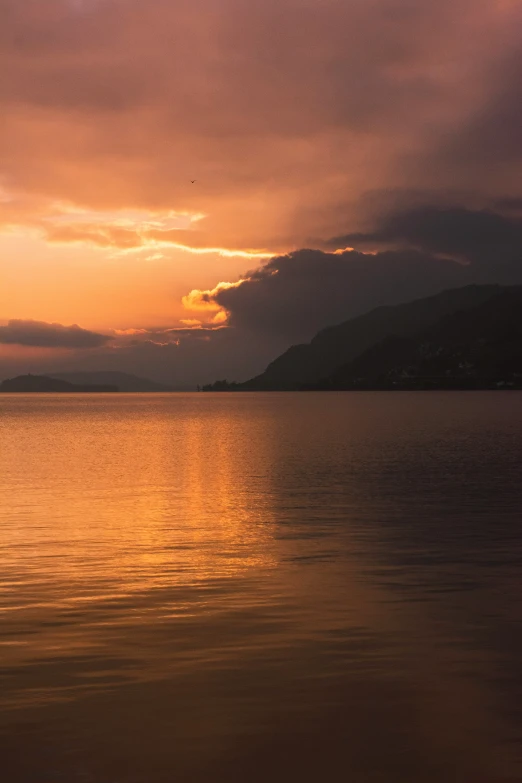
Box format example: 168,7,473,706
0,375,119,392
311,286,522,390
203,285,504,391
47,371,173,392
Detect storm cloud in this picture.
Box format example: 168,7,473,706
0,320,111,348
329,204,522,283
187,203,522,346
188,247,468,344
3,0,522,387
2,0,522,252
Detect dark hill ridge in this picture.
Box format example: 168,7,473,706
203,285,505,391
46,371,173,392
0,375,119,393
313,285,522,390
240,285,501,389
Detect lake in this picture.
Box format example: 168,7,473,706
1,392,522,782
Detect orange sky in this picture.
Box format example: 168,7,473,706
1,0,522,383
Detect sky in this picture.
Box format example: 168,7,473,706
1,0,522,387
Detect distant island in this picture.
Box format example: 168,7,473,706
0,372,176,393
46,371,174,392
0,375,119,393
203,284,522,391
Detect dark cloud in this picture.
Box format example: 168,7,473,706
0,326,280,389
183,202,522,354
494,197,522,214
200,247,469,343
329,205,522,282
0,319,111,348
438,49,522,169
6,203,522,385
2,0,522,251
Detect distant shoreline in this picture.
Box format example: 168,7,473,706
204,385,522,392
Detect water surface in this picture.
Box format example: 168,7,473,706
1,392,522,782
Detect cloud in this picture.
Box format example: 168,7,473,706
3,0,522,386
39,218,272,258
181,280,244,322
0,319,111,348
2,0,522,252
105,322,229,351
0,323,279,389
183,202,522,349
328,204,522,281
4,202,522,385
184,247,471,343
44,223,146,249
434,47,522,172
494,197,522,214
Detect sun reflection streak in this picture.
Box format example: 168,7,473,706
0,396,279,605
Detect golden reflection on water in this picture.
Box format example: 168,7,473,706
1,395,279,599
1,392,522,782
0,395,284,714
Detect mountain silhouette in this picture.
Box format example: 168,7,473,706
312,285,522,390
203,285,504,390
203,285,522,391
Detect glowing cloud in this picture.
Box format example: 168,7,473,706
182,280,247,325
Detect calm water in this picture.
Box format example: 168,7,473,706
1,392,522,783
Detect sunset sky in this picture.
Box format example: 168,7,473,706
2,0,522,386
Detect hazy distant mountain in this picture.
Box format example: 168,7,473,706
0,375,118,393
203,285,504,391
313,285,522,390
47,371,174,392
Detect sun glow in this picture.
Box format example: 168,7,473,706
46,205,203,231
111,240,273,260
1,194,275,261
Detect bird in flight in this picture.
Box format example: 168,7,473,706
191,180,196,184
